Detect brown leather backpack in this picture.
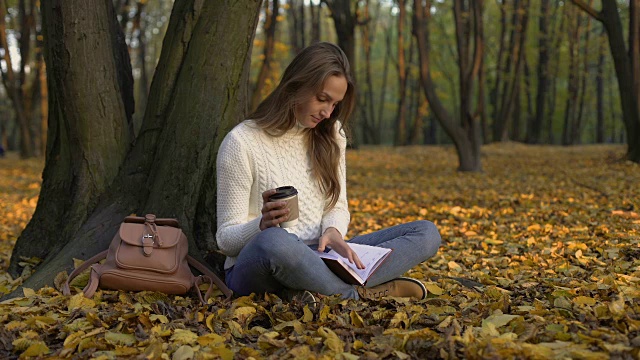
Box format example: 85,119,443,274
62,214,232,303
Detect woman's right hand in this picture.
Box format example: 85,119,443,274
259,189,290,230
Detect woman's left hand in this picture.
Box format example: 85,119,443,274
318,228,365,269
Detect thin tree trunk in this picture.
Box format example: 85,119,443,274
562,6,581,145
413,0,483,171
323,0,357,69
0,0,33,158
478,48,487,144
323,0,358,145
251,0,279,111
395,0,408,146
495,0,529,142
574,7,593,144
512,90,522,140
529,0,550,144
377,21,392,143
289,0,306,56
409,80,426,145
358,0,382,144
522,56,534,142
490,0,508,139
310,0,321,44
596,27,606,143
546,0,565,143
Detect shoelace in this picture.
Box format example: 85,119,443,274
366,288,389,299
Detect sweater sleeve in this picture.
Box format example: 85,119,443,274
321,124,350,237
215,130,262,257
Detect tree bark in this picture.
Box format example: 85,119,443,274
6,0,261,297
132,0,150,137
8,0,133,277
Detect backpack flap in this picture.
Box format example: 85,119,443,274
114,222,186,274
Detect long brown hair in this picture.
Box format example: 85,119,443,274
249,42,355,210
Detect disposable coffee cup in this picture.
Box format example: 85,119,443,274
268,186,299,228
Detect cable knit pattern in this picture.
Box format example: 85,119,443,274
216,120,350,269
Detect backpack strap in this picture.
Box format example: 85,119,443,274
187,255,233,301
61,250,108,297
62,251,234,302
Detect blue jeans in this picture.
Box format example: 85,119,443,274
224,220,442,299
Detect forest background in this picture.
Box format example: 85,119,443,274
0,0,639,359
0,0,637,157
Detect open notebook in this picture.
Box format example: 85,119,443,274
317,243,393,286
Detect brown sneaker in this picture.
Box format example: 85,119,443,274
357,277,427,300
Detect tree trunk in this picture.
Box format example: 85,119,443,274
494,0,529,142
573,7,593,144
409,81,426,145
546,1,565,144
357,0,376,144
478,48,487,145
490,1,507,140
39,55,47,156
8,0,133,278
529,0,550,144
323,0,357,70
251,0,279,111
323,0,358,146
310,0,322,44
289,0,306,56
6,0,261,298
413,0,483,172
572,0,640,162
521,56,534,142
133,0,150,137
562,6,581,145
596,28,606,143
0,0,33,158
377,21,392,143
395,0,408,146
511,89,521,140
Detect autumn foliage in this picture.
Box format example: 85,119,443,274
0,144,639,359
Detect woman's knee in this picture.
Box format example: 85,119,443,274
252,227,294,252
413,220,442,257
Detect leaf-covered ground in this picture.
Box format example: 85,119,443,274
0,144,639,359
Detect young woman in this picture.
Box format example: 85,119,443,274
216,42,441,302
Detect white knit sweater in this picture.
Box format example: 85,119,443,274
216,120,350,269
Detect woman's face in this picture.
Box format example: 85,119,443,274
296,75,348,129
